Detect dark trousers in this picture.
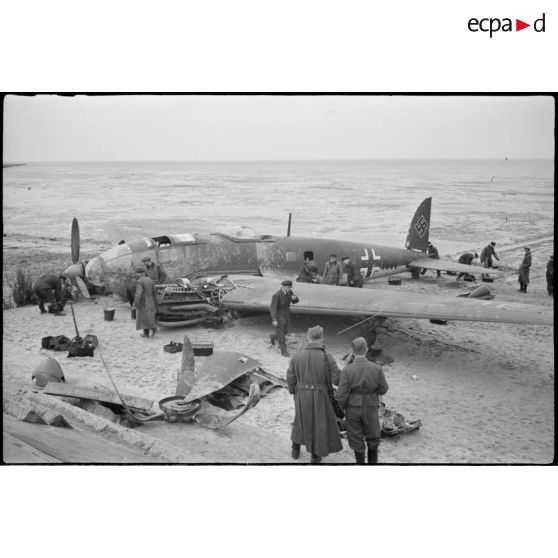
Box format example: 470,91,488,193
345,405,381,454
271,317,289,352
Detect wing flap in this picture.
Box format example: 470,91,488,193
220,276,552,326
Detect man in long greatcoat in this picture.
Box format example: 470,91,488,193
270,279,299,357
132,267,158,337
518,247,532,293
287,326,343,464
336,337,389,464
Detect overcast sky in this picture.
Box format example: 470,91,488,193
3,95,554,161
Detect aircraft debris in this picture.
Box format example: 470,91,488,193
84,339,273,429
43,382,154,412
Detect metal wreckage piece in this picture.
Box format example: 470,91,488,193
76,336,284,429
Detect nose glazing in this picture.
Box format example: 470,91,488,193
85,257,105,286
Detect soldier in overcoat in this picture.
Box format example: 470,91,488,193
287,326,343,463
132,267,158,337
518,247,532,293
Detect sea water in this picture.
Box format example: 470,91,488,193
2,159,554,255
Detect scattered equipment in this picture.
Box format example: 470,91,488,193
163,341,214,356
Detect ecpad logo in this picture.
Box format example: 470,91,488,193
468,13,546,37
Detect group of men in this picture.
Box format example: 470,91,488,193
298,254,363,287
286,325,388,464
269,279,388,464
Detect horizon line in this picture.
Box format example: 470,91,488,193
3,157,554,164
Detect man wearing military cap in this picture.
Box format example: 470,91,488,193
322,254,343,285
142,256,168,284
337,336,389,464
270,279,299,357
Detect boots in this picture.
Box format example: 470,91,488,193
310,454,322,464
367,448,378,464
291,443,300,460
279,342,289,357
354,451,365,464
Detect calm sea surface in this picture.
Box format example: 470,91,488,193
3,159,554,254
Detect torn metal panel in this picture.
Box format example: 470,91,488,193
43,382,154,412
183,351,262,403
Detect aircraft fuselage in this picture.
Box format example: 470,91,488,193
85,231,424,298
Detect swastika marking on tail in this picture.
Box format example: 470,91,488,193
414,215,429,238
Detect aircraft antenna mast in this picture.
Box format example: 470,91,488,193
287,213,292,237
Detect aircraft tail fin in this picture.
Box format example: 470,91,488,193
405,197,431,252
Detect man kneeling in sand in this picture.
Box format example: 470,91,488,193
336,337,389,464
132,266,158,338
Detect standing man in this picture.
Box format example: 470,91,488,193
456,252,478,281
270,279,299,357
32,273,67,314
481,241,500,269
336,337,389,464
421,241,441,277
322,253,343,285
142,256,168,284
287,325,343,464
342,257,363,288
518,247,532,293
546,255,553,297
132,266,158,338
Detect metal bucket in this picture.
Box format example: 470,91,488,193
104,308,115,321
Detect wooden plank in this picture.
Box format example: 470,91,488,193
3,432,62,463
43,382,154,411
3,415,167,463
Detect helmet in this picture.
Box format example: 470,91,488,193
32,357,65,388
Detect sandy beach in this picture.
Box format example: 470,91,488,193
2,236,553,463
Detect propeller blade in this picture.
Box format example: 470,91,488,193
176,335,196,397
75,276,92,299
71,218,80,264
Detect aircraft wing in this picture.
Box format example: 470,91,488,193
407,259,501,276
220,276,552,326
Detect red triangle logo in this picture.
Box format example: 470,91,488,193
516,19,530,31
